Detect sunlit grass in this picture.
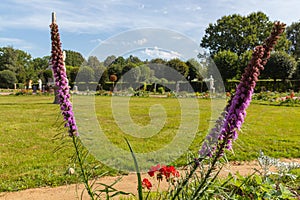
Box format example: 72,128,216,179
0,95,299,192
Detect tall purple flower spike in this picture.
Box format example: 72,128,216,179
200,22,286,157
50,13,78,137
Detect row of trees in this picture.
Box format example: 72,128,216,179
202,12,299,82
1,11,300,90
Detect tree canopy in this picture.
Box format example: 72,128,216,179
64,50,85,67
286,21,300,59
200,12,290,56
261,51,297,81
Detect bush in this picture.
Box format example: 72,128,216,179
157,86,165,94
0,70,17,88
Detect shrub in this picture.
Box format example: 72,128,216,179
0,70,17,88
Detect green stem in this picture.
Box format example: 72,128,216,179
125,138,143,200
191,142,225,199
171,162,198,200
72,136,95,200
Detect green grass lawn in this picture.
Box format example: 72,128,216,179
0,95,299,192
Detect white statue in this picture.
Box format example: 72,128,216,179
38,79,42,91
207,75,215,94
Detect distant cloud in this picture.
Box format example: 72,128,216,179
0,37,33,50
143,47,181,60
134,38,147,45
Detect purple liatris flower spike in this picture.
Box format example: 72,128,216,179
200,22,286,157
50,13,78,137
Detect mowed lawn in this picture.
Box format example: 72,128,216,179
0,95,299,191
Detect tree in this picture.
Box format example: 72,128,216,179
261,51,297,82
125,55,143,65
150,58,167,65
0,70,17,88
166,58,189,79
122,63,141,82
93,65,106,83
87,56,101,69
64,50,85,67
104,55,116,67
200,12,289,56
138,64,152,82
76,66,95,82
286,21,300,59
212,50,239,81
186,58,206,81
0,46,32,83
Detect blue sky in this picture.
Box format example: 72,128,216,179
0,0,299,60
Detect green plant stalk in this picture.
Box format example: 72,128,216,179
171,162,199,200
125,138,143,200
191,141,225,199
72,136,95,200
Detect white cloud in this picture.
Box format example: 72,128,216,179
143,47,181,60
0,37,34,50
134,38,147,45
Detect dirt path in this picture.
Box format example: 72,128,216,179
0,159,299,200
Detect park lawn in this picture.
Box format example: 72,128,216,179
0,95,299,192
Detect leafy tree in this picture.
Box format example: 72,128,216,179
106,56,125,79
166,58,189,79
186,58,206,81
125,55,143,65
104,55,116,67
87,56,101,69
122,63,141,82
28,56,50,82
64,50,85,67
239,50,253,76
93,65,106,83
138,64,152,82
31,56,50,71
262,51,297,81
0,46,32,83
0,70,17,88
76,66,95,82
201,12,289,56
42,69,53,83
286,21,300,59
212,50,239,81
150,58,167,65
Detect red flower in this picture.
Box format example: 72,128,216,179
142,178,152,190
148,164,180,181
148,164,160,177
159,166,180,179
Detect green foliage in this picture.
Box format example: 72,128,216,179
201,12,273,55
64,50,85,67
186,58,206,81
0,46,32,83
157,86,165,94
77,66,95,82
166,58,189,79
87,56,101,70
286,21,300,59
212,50,239,81
138,64,152,82
222,173,296,199
122,63,141,82
0,70,17,88
104,55,116,67
262,51,297,81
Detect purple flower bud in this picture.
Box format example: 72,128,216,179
50,20,78,137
